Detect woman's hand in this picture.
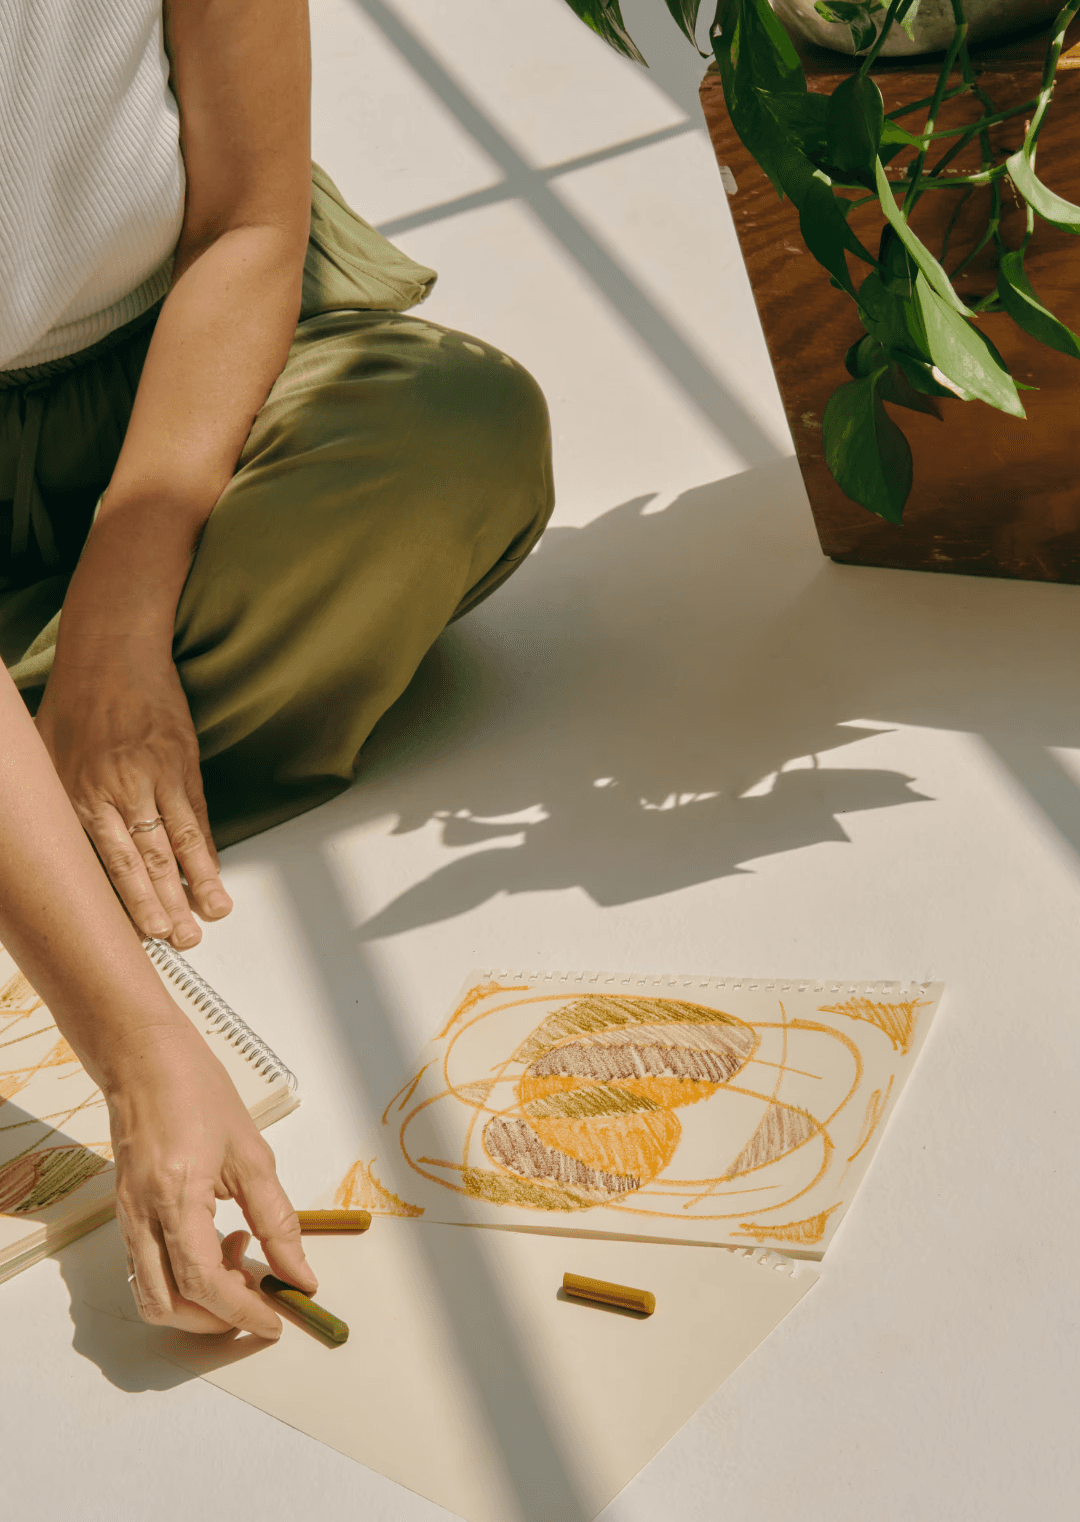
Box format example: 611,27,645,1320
106,1022,317,1337
35,641,231,951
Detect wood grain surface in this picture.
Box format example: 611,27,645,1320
700,16,1080,581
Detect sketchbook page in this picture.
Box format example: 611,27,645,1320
324,970,944,1258
0,939,297,1281
155,1221,817,1522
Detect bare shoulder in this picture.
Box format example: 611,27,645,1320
162,0,311,256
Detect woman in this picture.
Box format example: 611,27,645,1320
0,1,553,1328
1,660,315,1338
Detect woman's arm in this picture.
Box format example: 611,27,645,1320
0,663,316,1334
35,0,312,949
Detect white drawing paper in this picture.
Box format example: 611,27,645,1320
327,969,944,1257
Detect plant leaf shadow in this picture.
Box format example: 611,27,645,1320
296,462,943,938
267,455,1080,935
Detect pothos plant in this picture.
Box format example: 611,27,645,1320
563,1,1080,524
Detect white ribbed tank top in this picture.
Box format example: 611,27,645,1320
0,0,186,371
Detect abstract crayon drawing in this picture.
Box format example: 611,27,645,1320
335,973,942,1255
0,954,113,1218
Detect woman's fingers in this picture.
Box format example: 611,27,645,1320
221,1229,255,1285
158,1204,283,1339
234,1148,318,1296
184,763,223,878
122,1209,236,1335
129,810,203,950
158,784,232,924
89,804,177,941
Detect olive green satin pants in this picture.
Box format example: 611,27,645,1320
1,284,554,848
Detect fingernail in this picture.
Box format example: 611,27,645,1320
207,893,232,915
175,928,200,949
150,922,172,938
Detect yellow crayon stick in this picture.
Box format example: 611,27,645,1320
261,1274,350,1344
296,1209,372,1232
562,1272,656,1316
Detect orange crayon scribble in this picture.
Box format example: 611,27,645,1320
335,1158,423,1217
437,982,530,1040
733,1203,841,1247
818,997,931,1055
381,1065,431,1126
1,1071,32,1104
38,1036,78,1070
0,968,44,1018
1,1037,81,1106
847,1076,894,1162
528,1108,681,1184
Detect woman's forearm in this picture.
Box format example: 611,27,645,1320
0,666,191,1088
56,223,307,653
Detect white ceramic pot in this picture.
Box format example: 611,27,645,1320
769,0,1062,58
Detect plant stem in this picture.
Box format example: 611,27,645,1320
938,186,974,265
1024,0,1080,156
908,8,1008,222
947,190,1000,280
907,164,1011,189
885,84,970,121
856,0,909,80
901,3,968,217
921,98,1039,140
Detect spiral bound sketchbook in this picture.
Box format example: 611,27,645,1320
331,968,945,1258
0,937,299,1284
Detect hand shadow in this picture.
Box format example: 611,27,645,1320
52,1217,196,1393
53,1214,279,1392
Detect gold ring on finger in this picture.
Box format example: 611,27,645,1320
128,816,165,835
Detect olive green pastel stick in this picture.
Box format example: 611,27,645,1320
261,1274,350,1344
563,1272,656,1316
296,1209,372,1232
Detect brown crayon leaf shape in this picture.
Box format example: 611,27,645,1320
482,997,758,1204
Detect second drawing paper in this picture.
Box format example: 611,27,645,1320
329,969,944,1256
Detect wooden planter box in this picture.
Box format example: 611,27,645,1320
699,16,1080,582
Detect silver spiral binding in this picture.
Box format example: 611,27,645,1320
474,969,936,997
142,938,298,1092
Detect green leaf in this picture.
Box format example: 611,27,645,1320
878,358,944,420
857,271,930,360
880,118,928,152
913,272,1026,417
822,369,913,523
1006,150,1080,233
996,249,1080,359
733,0,804,79
845,333,886,378
712,1,809,199
892,351,962,399
874,158,971,315
847,339,942,421
827,74,885,177
560,1,647,64
878,224,917,297
662,0,708,54
896,0,923,44
757,86,830,161
777,155,878,294
815,2,886,53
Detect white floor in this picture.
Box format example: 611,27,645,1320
5,2,1080,1517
